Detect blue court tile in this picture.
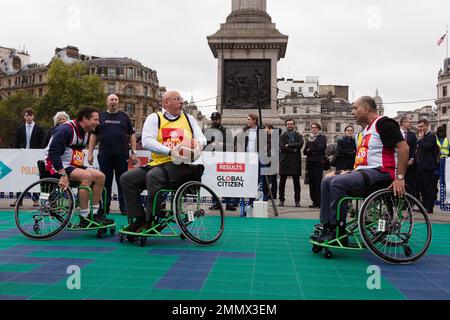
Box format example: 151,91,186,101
0,295,29,300
401,289,450,300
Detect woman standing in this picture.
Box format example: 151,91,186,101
304,123,327,208
334,125,356,171
42,111,70,148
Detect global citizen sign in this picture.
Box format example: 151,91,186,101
216,163,246,173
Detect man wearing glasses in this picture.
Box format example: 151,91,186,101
120,90,206,233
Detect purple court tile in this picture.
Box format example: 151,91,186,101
0,295,29,300
400,290,450,300
0,272,21,282
11,273,65,284
151,249,255,291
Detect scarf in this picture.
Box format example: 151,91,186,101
309,131,322,142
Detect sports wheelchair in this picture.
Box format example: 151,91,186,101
310,181,432,264
119,165,225,247
14,161,116,239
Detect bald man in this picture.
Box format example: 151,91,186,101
120,90,207,233
88,94,137,216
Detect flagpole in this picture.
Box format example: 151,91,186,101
447,25,449,59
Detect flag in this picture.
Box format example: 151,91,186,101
438,33,447,46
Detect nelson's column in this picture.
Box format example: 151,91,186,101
207,0,288,128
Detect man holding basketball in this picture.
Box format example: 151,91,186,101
120,90,206,232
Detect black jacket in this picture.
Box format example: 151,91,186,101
304,134,327,163
279,131,304,176
204,125,232,152
335,136,356,170
404,131,417,161
15,123,45,149
416,132,439,171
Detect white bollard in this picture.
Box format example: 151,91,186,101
252,201,268,218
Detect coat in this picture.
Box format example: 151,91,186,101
416,132,439,172
303,134,327,163
279,130,304,176
15,123,45,149
335,136,356,170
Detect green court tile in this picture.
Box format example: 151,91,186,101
105,276,159,290
70,275,115,287
202,280,253,294
251,293,302,300
0,264,39,273
32,285,100,300
81,267,127,278
212,264,254,274
87,286,148,300
145,290,200,300
301,285,355,299
207,272,254,282
197,292,252,300
252,282,302,295
252,274,299,284
0,282,48,296
348,287,405,300
298,276,346,287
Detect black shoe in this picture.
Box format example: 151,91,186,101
317,224,337,243
226,204,237,211
279,201,285,207
209,203,221,210
96,213,115,225
124,218,146,233
78,217,93,228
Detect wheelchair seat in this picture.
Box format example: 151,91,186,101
162,164,205,190
37,160,80,188
363,180,392,197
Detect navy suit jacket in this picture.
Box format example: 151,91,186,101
405,131,417,161
416,132,438,171
15,124,45,149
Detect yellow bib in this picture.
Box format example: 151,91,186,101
149,112,193,166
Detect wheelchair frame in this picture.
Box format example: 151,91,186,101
15,175,116,240
119,181,225,247
310,189,432,264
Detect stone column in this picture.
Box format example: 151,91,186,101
232,0,267,12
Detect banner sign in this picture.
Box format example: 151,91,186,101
0,149,258,199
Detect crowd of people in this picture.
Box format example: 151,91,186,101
8,94,448,221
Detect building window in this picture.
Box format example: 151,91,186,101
309,87,314,93
299,87,303,93
126,87,135,96
336,123,341,133
444,86,448,97
38,88,43,97
126,103,135,114
323,124,328,133
144,86,148,97
293,107,297,114
282,107,286,114
305,122,310,132
107,83,116,95
443,106,448,114
291,87,295,93
127,68,133,78
108,68,116,77
306,107,310,114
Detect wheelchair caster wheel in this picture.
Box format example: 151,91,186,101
139,237,147,247
404,245,412,257
110,227,116,236
312,246,321,254
324,250,333,259
126,235,137,243
119,234,125,243
180,234,186,240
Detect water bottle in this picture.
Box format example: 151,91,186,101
239,198,246,217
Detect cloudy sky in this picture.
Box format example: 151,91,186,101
1,0,449,117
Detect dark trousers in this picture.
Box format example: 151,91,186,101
98,154,129,213
120,162,193,220
263,174,278,201
417,169,436,213
405,166,417,197
309,162,324,207
279,175,300,203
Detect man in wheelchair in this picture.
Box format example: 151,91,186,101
311,96,409,244
120,90,206,233
44,107,114,228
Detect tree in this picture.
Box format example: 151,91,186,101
0,91,39,148
37,59,106,128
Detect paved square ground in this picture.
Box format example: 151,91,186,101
1,211,449,300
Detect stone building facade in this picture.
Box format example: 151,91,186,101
0,45,160,132
394,105,438,133
436,58,450,135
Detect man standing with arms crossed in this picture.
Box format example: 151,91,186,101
88,94,137,216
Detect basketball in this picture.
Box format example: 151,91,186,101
178,139,199,156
